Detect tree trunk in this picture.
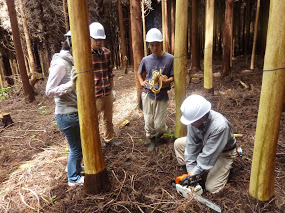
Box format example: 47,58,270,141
162,0,170,53
130,0,144,106
170,0,175,54
191,0,200,71
19,0,38,82
118,0,128,74
249,1,285,201
204,0,214,94
141,1,147,57
6,0,34,102
250,0,260,71
128,15,134,66
230,5,234,68
63,0,69,32
221,0,233,78
174,0,188,138
67,0,109,194
244,1,251,59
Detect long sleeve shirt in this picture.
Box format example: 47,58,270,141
185,110,236,174
45,50,77,114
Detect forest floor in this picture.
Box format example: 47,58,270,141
0,56,284,213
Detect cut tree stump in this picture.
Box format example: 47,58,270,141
0,113,13,127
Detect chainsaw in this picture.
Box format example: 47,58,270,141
171,174,222,212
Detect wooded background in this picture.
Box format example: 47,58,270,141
0,0,269,89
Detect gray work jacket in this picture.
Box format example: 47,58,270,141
185,110,236,174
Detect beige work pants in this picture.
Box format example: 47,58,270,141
141,92,168,138
95,94,114,142
174,137,237,193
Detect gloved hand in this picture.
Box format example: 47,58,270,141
111,90,116,102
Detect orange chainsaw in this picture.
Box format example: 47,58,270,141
171,174,222,212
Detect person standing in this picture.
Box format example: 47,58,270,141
174,94,237,193
46,31,84,186
89,22,120,146
138,28,174,152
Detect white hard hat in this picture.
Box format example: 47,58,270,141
146,28,163,42
89,22,106,39
180,95,211,125
64,30,71,37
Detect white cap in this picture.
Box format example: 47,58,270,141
146,28,163,42
180,95,211,125
89,22,106,39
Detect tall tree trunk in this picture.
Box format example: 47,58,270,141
221,0,233,78
204,0,214,94
249,1,285,201
191,0,201,71
19,0,37,80
63,0,69,32
118,1,129,70
250,0,260,71
128,15,134,66
244,1,251,60
141,1,147,57
174,0,188,138
162,0,170,53
6,0,34,102
170,0,175,54
67,0,109,194
130,0,144,106
258,0,269,55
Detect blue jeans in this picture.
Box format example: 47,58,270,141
55,112,82,183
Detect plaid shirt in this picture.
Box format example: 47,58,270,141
92,47,114,97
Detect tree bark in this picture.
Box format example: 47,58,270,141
221,0,233,78
174,0,188,138
130,0,144,106
67,0,109,194
118,0,128,74
141,1,147,57
170,0,175,54
244,1,251,59
249,1,285,201
204,0,214,94
250,0,260,71
162,0,170,53
63,0,69,32
191,0,200,71
19,0,38,82
6,0,34,102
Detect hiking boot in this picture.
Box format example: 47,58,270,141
103,140,122,147
147,137,156,152
68,176,84,187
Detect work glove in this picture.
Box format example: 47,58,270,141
111,90,116,102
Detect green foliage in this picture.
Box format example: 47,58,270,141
38,106,50,115
139,138,147,145
0,86,14,99
49,195,57,204
50,120,57,126
30,135,36,139
163,129,174,138
63,147,70,154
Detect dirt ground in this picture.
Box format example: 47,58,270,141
0,56,284,213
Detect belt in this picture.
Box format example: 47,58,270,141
223,143,236,152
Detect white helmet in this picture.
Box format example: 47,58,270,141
180,95,211,125
64,30,71,48
89,22,106,39
146,28,163,42
64,30,71,37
